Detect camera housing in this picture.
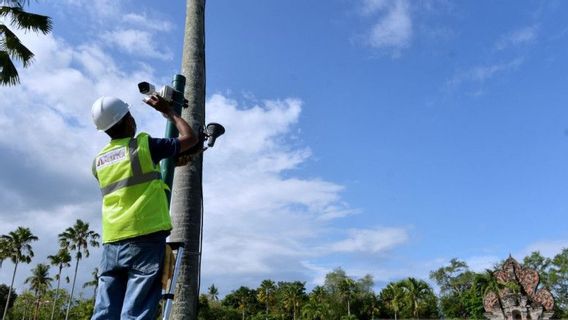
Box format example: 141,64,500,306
138,81,176,102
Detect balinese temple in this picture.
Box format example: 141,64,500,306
484,256,555,320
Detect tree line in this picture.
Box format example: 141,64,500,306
199,252,568,320
0,221,99,320
1,223,568,319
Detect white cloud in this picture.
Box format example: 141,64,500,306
496,26,538,50
122,13,173,32
330,227,409,253
368,0,412,52
362,0,389,15
447,57,524,89
102,29,173,60
0,1,416,297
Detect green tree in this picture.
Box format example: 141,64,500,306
256,280,276,316
0,0,52,85
47,248,71,320
223,286,259,320
379,282,405,320
338,278,357,317
0,284,16,318
550,248,568,314
277,281,306,320
82,267,99,299
429,258,482,318
25,263,53,320
302,286,329,320
58,219,100,320
0,239,9,269
1,226,38,320
523,251,552,289
208,284,220,302
400,278,436,319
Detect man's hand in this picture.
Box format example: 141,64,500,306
144,95,173,117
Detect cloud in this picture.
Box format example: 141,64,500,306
101,29,173,60
495,26,538,50
366,0,413,54
329,227,409,253
447,57,524,89
0,1,415,297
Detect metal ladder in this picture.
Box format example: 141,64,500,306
161,242,185,320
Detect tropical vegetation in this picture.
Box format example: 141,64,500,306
1,224,568,319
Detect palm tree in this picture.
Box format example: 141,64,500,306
338,278,357,317
82,267,99,299
0,238,9,269
58,219,100,320
207,284,219,302
0,0,52,85
381,282,405,320
280,282,305,320
400,278,432,319
47,248,71,320
170,0,206,318
1,226,38,320
257,280,276,316
25,263,53,320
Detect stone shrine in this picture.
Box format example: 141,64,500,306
484,256,554,320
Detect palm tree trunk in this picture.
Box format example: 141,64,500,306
170,0,206,319
64,255,80,320
33,293,41,320
50,266,63,320
2,260,18,320
347,299,351,316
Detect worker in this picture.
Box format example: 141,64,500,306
90,95,198,319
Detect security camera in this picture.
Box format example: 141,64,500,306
138,81,176,103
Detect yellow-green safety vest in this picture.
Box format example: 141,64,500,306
93,133,172,243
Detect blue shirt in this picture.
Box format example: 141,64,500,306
148,137,180,165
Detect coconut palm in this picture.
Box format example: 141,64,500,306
381,282,405,320
0,0,52,85
82,267,99,299
58,219,100,320
47,248,71,320
0,238,9,269
25,263,53,320
257,280,276,316
280,281,306,320
1,226,38,320
400,277,432,319
338,278,357,317
207,284,219,302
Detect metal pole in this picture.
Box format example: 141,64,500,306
161,74,186,201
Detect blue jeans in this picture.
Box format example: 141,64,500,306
92,232,166,320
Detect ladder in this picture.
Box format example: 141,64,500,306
161,242,185,320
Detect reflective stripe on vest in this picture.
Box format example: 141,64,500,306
96,138,161,196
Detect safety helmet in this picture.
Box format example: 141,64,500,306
91,96,130,131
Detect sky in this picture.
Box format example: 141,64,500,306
1,0,568,297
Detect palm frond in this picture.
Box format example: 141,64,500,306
0,24,34,66
2,6,52,34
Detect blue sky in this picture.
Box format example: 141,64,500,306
1,0,568,296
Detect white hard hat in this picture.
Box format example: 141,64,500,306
91,96,130,131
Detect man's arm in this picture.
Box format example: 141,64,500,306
144,95,199,152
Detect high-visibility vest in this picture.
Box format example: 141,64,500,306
93,132,172,243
